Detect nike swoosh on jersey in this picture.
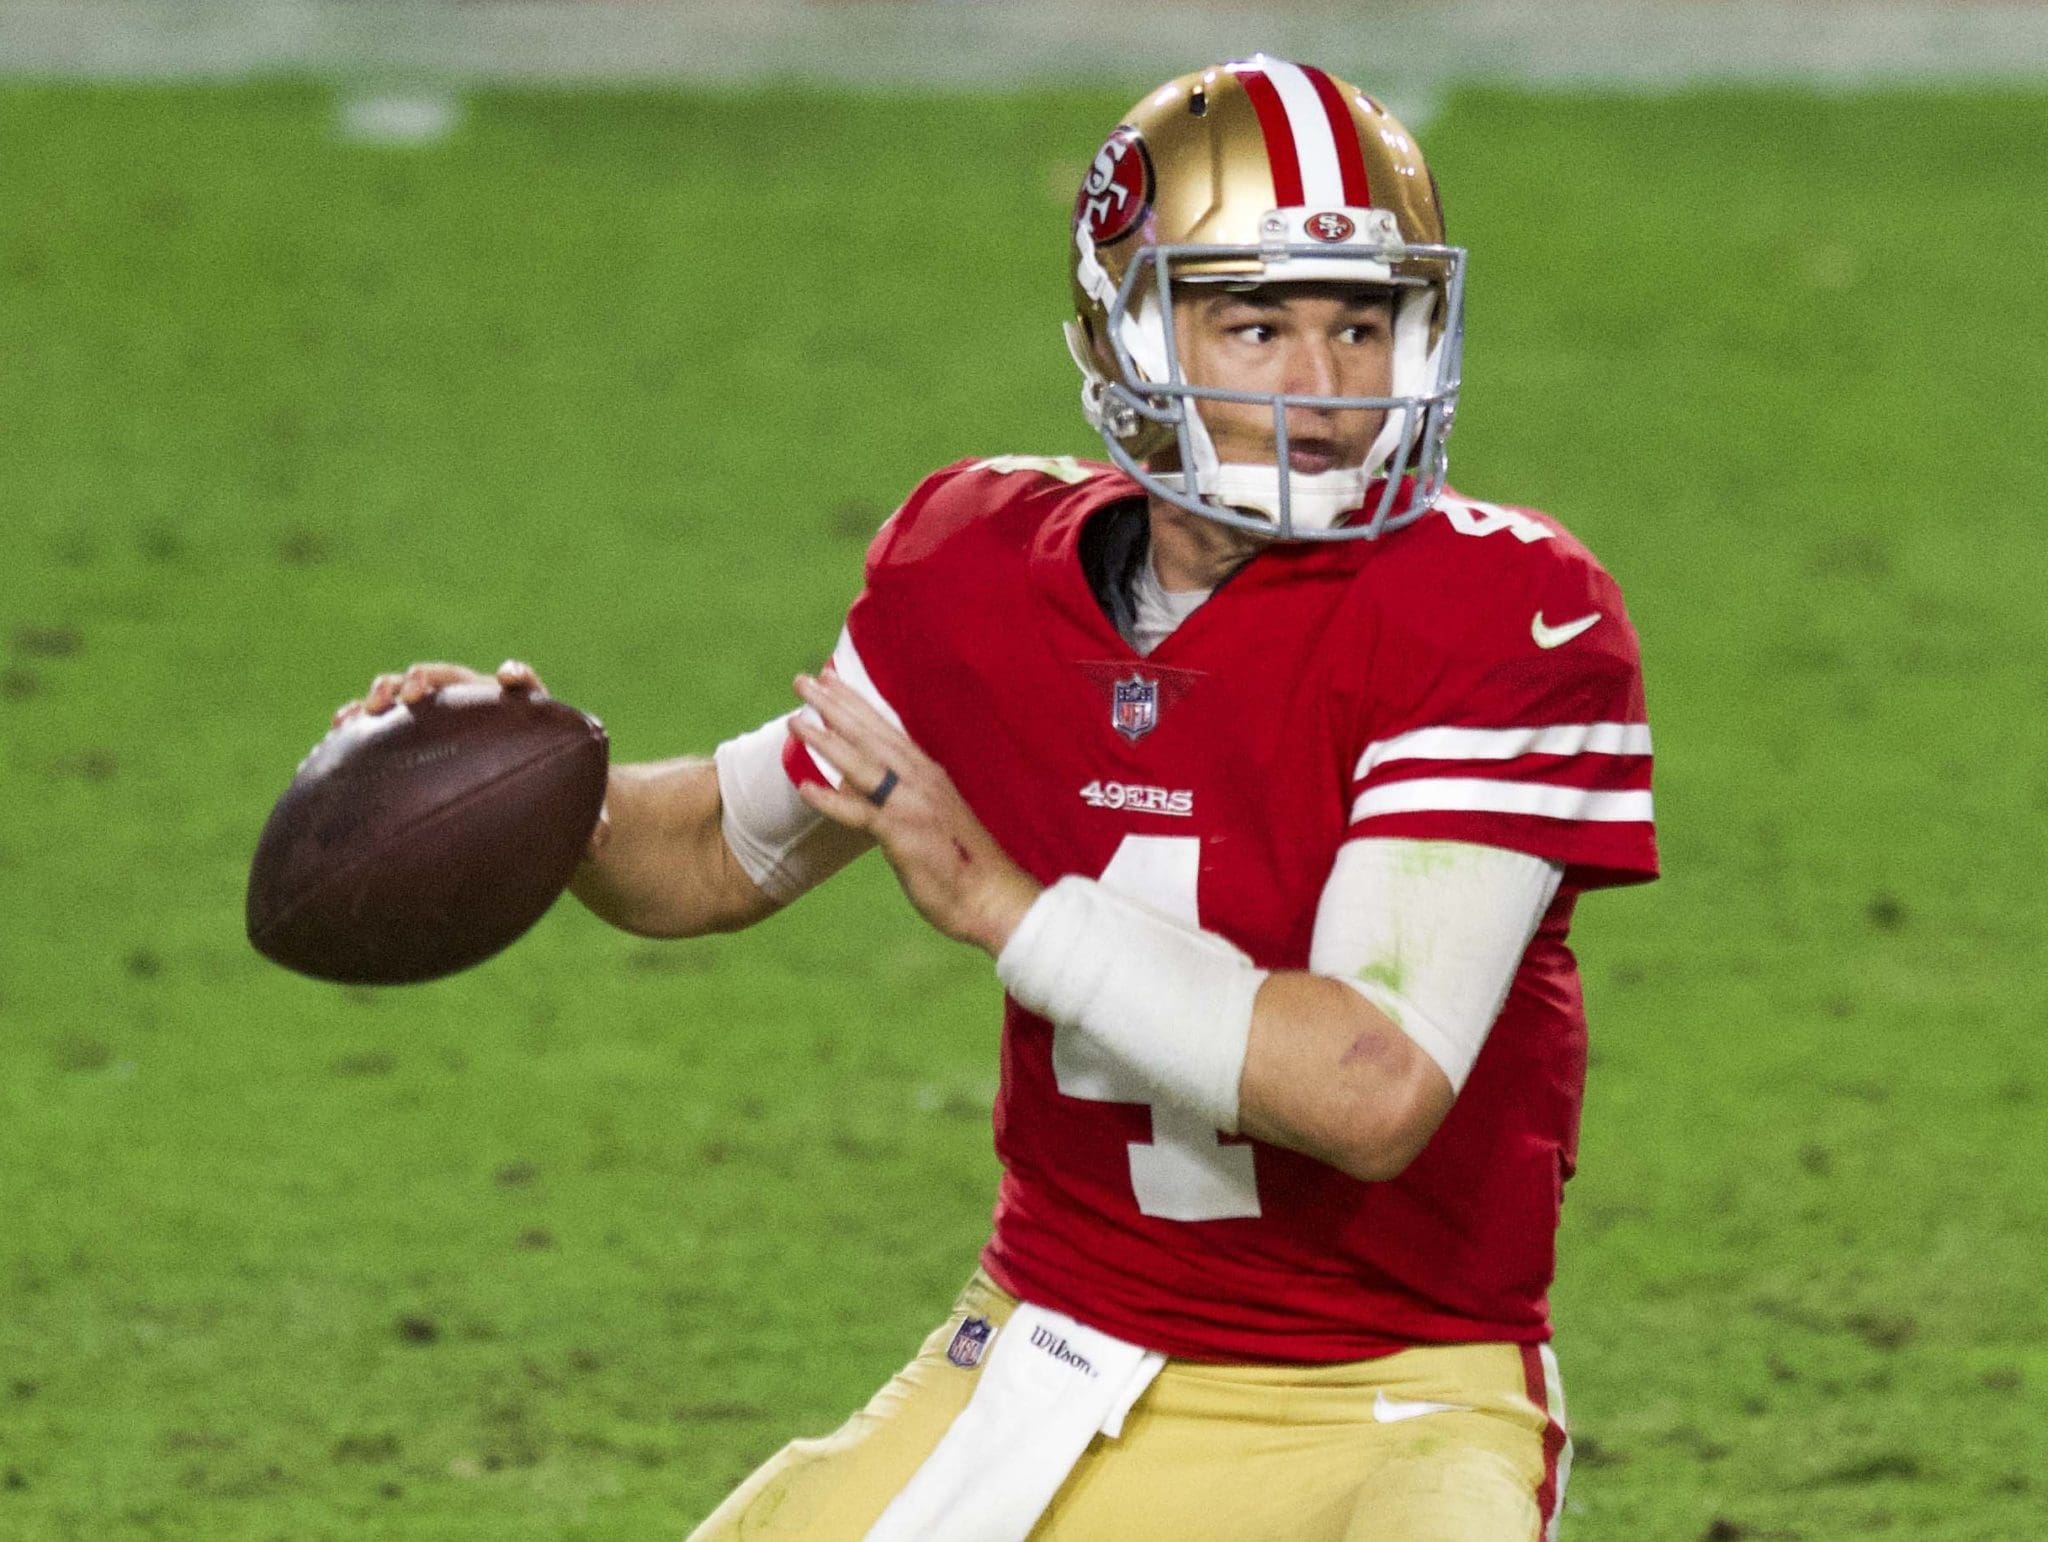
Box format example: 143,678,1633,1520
1530,610,1602,649
1372,1390,1471,1423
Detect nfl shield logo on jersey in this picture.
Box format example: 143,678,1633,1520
1111,674,1160,742
946,1316,995,1369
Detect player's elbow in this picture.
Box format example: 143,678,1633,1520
1333,1111,1436,1184
569,804,785,939
1327,1049,1455,1184
1243,974,1457,1184
570,866,778,940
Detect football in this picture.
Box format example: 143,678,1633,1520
246,682,610,985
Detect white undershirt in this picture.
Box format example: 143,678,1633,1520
1126,553,1210,657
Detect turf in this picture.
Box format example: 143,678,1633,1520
1,82,2043,1540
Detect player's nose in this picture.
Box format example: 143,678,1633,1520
1281,338,1341,398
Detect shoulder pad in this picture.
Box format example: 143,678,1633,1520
866,455,1116,575
967,454,1097,485
1401,492,1618,596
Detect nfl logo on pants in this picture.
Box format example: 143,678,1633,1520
946,1316,995,1369
1112,674,1159,742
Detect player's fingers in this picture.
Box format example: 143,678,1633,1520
584,800,612,862
332,700,364,728
399,661,481,705
805,677,968,828
795,673,923,769
800,670,906,745
790,711,886,796
796,777,878,832
365,672,406,714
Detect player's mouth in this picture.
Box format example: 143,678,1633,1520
1285,438,1347,475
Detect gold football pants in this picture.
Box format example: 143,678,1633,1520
689,1271,1570,1541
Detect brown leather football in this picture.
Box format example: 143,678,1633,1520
247,682,609,984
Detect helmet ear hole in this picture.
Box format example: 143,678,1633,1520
1077,317,1118,378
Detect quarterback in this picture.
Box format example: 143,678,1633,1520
345,57,1655,1541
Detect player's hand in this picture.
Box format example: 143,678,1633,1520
332,658,546,725
790,671,1039,957
331,659,611,859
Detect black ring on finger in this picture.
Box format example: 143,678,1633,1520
866,768,899,808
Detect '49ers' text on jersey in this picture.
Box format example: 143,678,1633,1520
784,457,1657,1364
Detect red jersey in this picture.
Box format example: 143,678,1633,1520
786,457,1657,1363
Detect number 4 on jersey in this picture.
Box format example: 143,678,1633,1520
1439,494,1553,543
1050,835,1262,1222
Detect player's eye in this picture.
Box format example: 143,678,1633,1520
1230,323,1278,343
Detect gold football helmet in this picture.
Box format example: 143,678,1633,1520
1065,56,1464,540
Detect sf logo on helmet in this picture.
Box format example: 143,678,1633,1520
1076,126,1153,247
1306,211,1357,243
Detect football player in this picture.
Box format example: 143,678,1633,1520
345,56,1654,1540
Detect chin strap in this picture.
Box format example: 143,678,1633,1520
1063,319,1133,441
1153,462,1373,528
1359,287,1440,486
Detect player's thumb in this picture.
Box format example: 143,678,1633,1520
497,658,545,695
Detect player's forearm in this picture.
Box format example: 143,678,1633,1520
996,879,1455,1185
570,757,778,938
1237,973,1454,1184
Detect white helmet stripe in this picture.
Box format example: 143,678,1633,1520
1256,57,1348,207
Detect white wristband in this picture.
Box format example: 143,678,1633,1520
996,876,1265,1132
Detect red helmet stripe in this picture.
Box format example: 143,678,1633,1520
1233,64,1306,207
1301,65,1373,206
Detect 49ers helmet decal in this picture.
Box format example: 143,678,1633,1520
1076,127,1153,248
1064,56,1467,541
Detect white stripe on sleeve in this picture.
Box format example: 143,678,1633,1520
1350,779,1654,825
1259,58,1347,205
1354,721,1653,782
796,625,906,790
829,625,905,727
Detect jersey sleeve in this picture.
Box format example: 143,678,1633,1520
1346,543,1658,890
778,620,911,791
778,458,983,792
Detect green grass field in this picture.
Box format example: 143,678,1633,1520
3,82,2045,1539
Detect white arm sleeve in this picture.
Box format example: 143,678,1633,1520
1309,839,1564,1093
712,712,872,904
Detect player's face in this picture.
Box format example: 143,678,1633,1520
1173,284,1395,474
